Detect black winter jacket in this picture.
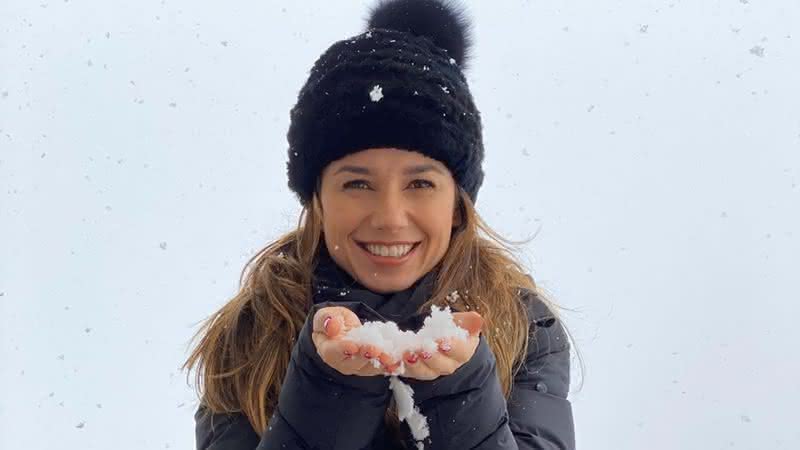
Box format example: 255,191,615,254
195,248,575,449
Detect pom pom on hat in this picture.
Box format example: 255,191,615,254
366,0,473,69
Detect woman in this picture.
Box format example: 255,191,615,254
184,0,577,448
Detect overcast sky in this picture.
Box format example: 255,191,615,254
1,1,798,449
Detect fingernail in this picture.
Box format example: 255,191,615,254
439,341,452,353
323,316,332,333
421,351,433,360
406,353,419,364
364,352,372,359
343,350,352,358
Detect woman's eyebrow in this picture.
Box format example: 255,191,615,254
334,165,371,175
403,164,444,175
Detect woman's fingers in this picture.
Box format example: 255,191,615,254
402,335,479,379
452,311,484,336
312,306,362,338
318,340,377,375
361,344,401,374
419,348,462,376
340,340,360,358
339,342,381,375
322,342,400,375
436,336,477,364
401,351,441,380
403,350,419,365
313,307,341,337
359,343,380,361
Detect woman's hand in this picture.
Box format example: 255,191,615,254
311,306,400,376
398,311,484,381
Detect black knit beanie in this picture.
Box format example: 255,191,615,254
286,0,484,206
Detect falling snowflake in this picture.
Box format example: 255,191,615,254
369,85,384,102
449,57,456,65
749,45,765,57
446,290,460,303
440,85,450,94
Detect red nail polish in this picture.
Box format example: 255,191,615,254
406,354,419,364
323,316,332,332
439,342,452,353
421,351,433,360
364,352,372,359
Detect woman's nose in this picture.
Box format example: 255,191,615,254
370,193,409,231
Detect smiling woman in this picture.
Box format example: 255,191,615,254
183,1,578,449
319,148,460,294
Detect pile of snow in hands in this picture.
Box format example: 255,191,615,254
344,305,468,449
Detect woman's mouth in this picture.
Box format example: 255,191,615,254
355,240,421,265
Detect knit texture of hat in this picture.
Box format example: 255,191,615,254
286,0,485,205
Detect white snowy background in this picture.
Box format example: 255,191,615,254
1,1,798,449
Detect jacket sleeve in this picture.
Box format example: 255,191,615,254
256,300,394,450
195,404,260,450
505,295,575,450
194,301,395,450
397,293,575,450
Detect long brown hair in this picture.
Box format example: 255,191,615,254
182,187,581,437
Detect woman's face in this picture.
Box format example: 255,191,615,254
318,148,459,294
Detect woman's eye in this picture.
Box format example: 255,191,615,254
409,179,435,189
343,180,370,190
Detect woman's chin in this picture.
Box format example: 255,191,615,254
355,270,416,294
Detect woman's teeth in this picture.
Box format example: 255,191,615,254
365,243,414,258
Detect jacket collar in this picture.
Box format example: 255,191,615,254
311,244,438,329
